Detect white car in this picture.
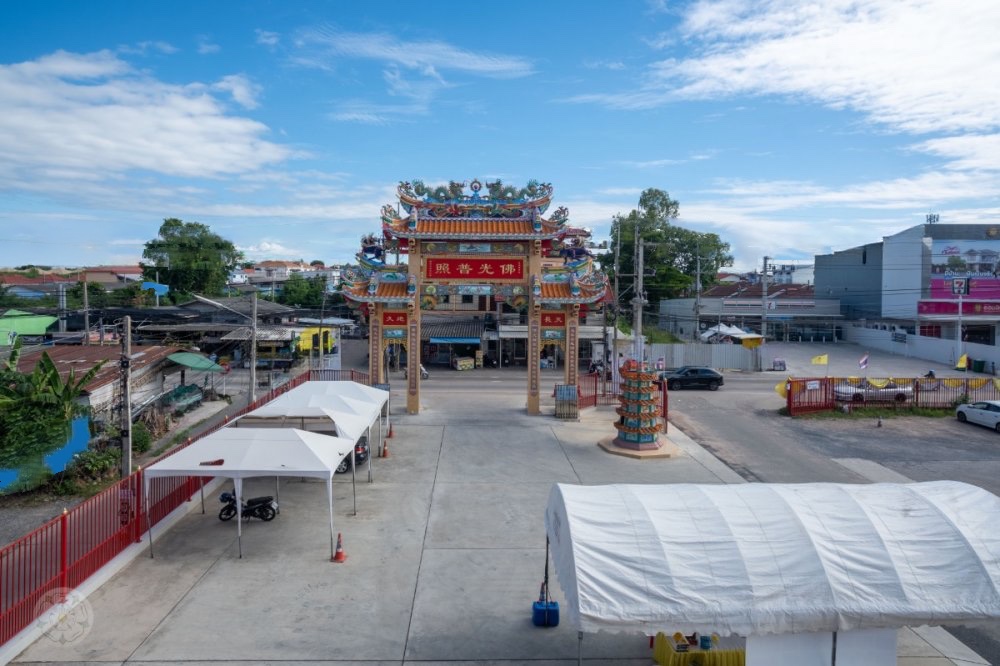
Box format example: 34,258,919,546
833,380,913,403
956,400,1000,432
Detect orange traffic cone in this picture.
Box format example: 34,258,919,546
332,532,347,563
381,438,390,458
386,423,394,439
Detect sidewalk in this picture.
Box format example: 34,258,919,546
5,379,990,665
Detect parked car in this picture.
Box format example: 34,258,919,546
335,436,371,474
956,400,1000,432
657,366,725,391
833,380,913,403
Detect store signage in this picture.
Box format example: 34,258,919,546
540,312,566,327
384,329,405,339
426,258,524,280
918,301,1000,315
382,312,408,326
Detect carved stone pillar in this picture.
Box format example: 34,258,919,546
407,242,422,414
526,240,542,414
369,303,383,384
565,304,580,386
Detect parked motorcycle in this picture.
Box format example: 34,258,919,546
588,360,612,379
403,364,429,380
218,490,277,522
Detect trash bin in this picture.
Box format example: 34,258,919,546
554,384,578,420
972,359,986,373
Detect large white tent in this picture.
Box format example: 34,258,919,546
144,428,355,558
545,481,1000,663
235,381,389,481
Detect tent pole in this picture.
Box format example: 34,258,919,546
577,631,583,666
200,480,205,514
351,449,357,516
328,477,335,561
367,424,374,484
831,630,837,666
275,476,280,514
236,479,243,559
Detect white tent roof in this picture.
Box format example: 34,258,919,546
700,323,745,341
545,481,1000,637
144,427,354,480
240,381,387,443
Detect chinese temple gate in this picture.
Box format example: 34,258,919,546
341,179,610,415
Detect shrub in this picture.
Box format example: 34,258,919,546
68,448,120,482
131,421,152,454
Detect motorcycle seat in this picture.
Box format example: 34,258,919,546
246,496,274,507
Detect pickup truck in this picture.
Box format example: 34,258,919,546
656,366,725,391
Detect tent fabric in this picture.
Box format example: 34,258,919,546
241,381,387,443
699,323,745,341
144,428,356,558
0,309,58,336
167,351,225,372
545,481,1000,637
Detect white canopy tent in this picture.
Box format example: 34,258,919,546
545,481,1000,664
699,323,746,341
144,428,355,559
236,381,390,483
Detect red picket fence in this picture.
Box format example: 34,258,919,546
578,372,621,408
786,376,1000,416
0,369,367,648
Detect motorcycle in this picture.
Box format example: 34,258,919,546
588,359,612,379
218,490,277,522
403,364,429,380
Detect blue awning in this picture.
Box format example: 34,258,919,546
429,337,481,345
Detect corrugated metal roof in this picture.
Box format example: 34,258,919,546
420,318,486,341
16,344,180,393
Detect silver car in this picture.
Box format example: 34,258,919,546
833,380,913,403
956,400,1000,432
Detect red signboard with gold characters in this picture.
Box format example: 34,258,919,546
540,312,565,327
382,311,408,326
426,258,524,280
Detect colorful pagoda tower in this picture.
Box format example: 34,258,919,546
612,366,663,450
340,179,610,415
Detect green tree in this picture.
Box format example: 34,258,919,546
597,188,733,315
0,341,105,490
946,256,968,272
141,219,243,301
279,274,327,308
67,281,110,308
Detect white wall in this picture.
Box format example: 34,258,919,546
882,226,925,318
843,323,999,372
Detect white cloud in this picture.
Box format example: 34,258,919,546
240,240,301,257
255,30,280,47
197,37,221,55
913,134,1000,171
118,41,178,56
0,50,292,181
296,27,534,79
211,74,261,109
583,60,626,71
575,0,1000,136
617,158,685,168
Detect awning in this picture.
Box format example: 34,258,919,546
429,337,481,345
168,352,225,372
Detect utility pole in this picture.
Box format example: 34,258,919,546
249,291,258,404
694,245,702,342
612,220,621,373
82,275,90,346
761,256,770,340
120,315,132,478
632,225,644,364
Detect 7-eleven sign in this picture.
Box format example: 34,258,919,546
952,278,969,295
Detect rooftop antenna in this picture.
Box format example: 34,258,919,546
927,212,940,224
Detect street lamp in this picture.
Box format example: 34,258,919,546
193,292,258,404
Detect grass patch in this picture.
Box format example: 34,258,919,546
794,406,954,419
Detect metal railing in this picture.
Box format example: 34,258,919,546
785,376,1000,415
0,369,368,648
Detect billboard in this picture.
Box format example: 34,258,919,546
930,240,1000,299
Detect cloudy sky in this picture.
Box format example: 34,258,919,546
1,0,998,272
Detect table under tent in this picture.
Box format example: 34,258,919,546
544,481,1000,666
144,427,356,559
231,381,390,483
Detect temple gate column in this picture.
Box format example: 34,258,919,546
526,240,542,414
407,242,422,414
564,303,579,386
369,303,384,384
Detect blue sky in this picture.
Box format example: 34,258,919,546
1,0,998,273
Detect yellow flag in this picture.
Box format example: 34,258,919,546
774,381,788,398
957,353,969,369
811,354,828,364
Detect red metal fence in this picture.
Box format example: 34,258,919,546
0,369,365,648
786,376,1000,416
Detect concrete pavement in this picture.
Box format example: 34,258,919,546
4,359,991,665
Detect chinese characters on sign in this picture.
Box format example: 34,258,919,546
426,258,524,280
382,312,408,326
540,312,566,327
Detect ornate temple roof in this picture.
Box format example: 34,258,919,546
382,179,568,241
